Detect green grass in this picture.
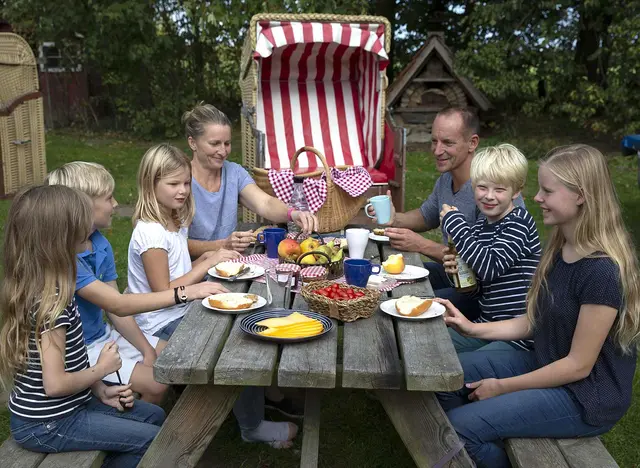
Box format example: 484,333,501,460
1,121,640,466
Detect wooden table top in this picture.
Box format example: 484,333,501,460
154,224,463,393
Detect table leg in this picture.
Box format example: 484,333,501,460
139,384,241,468
375,390,473,468
300,389,322,468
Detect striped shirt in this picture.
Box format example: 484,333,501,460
9,299,92,420
442,206,541,350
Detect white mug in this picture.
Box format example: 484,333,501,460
345,228,370,259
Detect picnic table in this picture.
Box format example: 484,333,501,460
138,223,472,468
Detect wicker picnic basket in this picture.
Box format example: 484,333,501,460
253,146,366,233
301,280,380,322
0,33,47,196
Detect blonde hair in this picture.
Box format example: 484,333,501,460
181,102,231,140
46,161,115,198
471,143,528,192
0,185,93,384
527,144,640,354
133,143,195,228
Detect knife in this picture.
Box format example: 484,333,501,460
229,266,251,281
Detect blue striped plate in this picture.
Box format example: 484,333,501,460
240,308,334,343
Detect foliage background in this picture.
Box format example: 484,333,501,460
2,0,639,139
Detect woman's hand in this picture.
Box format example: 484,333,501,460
100,383,135,411
96,342,122,377
439,203,458,223
443,252,458,275
186,281,229,299
292,211,318,234
467,378,505,401
434,298,477,336
226,231,255,252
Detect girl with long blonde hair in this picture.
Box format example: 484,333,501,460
436,144,640,468
0,185,165,468
128,143,298,448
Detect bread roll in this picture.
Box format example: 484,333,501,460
214,262,245,277
208,293,258,310
395,296,433,317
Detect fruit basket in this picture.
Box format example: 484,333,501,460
278,234,345,280
301,280,381,322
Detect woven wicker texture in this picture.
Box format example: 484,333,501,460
0,33,47,196
301,280,381,322
254,146,366,233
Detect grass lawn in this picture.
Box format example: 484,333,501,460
1,120,639,466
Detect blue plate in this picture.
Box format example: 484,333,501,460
240,308,334,343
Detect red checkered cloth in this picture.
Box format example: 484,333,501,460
268,167,372,213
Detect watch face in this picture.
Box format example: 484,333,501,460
180,294,188,301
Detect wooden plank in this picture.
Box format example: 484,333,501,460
342,241,403,389
383,246,464,392
0,438,46,468
506,438,569,468
39,451,104,468
557,438,618,468
377,390,473,468
213,279,286,386
139,384,240,468
300,389,322,468
277,293,338,388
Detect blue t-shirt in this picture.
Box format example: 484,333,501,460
75,230,118,345
189,161,255,241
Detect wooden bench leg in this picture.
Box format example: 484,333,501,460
376,390,474,468
138,384,241,468
300,389,322,468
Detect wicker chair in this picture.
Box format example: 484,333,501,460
0,33,47,196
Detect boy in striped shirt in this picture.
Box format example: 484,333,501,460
440,144,541,352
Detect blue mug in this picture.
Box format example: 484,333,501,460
365,195,392,224
257,227,287,259
344,258,381,288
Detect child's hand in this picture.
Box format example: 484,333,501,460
187,281,230,299
101,383,135,411
439,204,458,223
205,248,241,267
434,298,476,336
96,341,122,376
226,231,254,252
443,253,458,274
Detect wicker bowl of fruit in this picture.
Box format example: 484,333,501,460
300,280,381,322
278,234,345,280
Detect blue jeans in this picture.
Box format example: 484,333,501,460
423,262,481,321
437,351,613,468
10,396,165,468
448,328,517,353
152,316,264,432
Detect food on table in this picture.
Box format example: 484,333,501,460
313,283,366,301
257,312,323,338
214,261,245,277
382,254,405,274
395,295,433,317
278,238,302,261
300,237,321,254
339,238,348,249
373,228,386,236
208,293,259,310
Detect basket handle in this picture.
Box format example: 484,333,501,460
290,146,333,180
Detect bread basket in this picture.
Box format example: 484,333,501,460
301,280,380,322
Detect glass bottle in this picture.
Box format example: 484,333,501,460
448,236,477,293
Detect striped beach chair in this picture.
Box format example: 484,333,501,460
240,13,406,224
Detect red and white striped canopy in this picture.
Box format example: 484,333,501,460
254,20,389,172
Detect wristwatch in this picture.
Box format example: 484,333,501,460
179,285,188,304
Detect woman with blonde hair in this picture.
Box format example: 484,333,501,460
1,185,164,468
128,143,298,448
436,144,640,467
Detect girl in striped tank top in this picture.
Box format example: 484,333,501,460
0,186,165,468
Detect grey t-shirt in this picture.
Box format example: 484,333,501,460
189,161,255,241
419,172,525,244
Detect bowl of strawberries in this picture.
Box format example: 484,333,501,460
300,280,381,322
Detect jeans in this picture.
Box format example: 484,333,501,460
437,351,612,468
10,396,165,468
424,262,481,320
152,315,264,433
448,328,516,353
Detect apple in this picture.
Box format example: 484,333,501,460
300,237,321,254
278,239,302,261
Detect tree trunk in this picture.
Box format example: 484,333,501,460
375,0,396,81
575,5,613,87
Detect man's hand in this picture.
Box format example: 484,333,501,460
467,378,505,401
365,190,396,226
384,227,426,253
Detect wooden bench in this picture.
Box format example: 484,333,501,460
506,437,618,468
0,437,105,468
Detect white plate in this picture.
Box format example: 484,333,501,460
202,293,267,314
208,264,265,281
380,264,430,281
369,232,390,242
380,299,445,320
